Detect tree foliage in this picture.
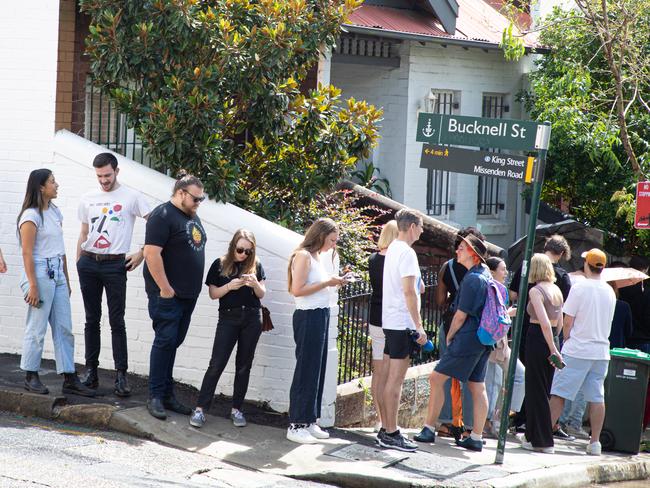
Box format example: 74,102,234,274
80,0,383,231
510,2,650,253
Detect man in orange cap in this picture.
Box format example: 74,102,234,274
549,248,616,456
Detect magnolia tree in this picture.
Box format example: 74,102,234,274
80,0,383,233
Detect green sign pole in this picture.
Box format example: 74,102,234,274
494,122,551,465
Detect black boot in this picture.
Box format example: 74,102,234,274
82,367,99,389
62,372,96,397
147,398,167,420
114,370,131,397
24,371,49,395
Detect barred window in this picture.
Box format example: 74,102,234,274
425,90,457,216
477,94,506,216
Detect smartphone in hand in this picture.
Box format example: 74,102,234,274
548,354,566,369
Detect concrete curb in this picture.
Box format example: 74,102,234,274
0,387,150,439
487,457,650,488
0,388,67,419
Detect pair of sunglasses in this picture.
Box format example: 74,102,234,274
183,189,206,203
236,247,253,256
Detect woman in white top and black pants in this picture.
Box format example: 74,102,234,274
286,218,347,444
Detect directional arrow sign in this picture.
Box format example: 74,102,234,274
420,145,537,183
417,113,548,151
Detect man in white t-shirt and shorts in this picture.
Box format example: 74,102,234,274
77,153,151,396
377,208,427,452
549,248,616,456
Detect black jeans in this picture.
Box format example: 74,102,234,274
147,294,197,399
289,308,329,424
77,254,128,370
196,307,263,410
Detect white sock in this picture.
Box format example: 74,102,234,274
470,432,482,441
425,424,436,432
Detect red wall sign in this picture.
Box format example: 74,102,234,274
634,182,650,229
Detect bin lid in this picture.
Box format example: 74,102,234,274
611,348,650,362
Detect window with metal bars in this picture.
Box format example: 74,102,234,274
477,94,506,216
84,77,156,168
425,90,456,216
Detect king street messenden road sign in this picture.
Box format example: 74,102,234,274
416,113,549,151
420,145,537,183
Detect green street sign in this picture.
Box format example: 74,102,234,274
416,113,548,151
420,145,537,183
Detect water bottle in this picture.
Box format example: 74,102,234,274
409,329,435,353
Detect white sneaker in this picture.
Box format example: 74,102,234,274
307,423,330,439
287,426,318,444
586,441,602,456
522,439,554,454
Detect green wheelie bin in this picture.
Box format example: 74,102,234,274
600,348,650,453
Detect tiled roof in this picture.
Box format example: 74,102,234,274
345,0,539,48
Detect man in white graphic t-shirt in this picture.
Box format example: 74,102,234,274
376,208,426,452
77,153,151,396
549,248,616,456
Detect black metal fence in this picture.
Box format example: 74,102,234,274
337,262,446,385
84,78,159,168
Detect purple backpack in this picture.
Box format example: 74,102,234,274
477,277,511,346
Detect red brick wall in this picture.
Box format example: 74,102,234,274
71,4,91,136
55,0,76,131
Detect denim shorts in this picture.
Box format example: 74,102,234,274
550,355,609,403
435,328,491,382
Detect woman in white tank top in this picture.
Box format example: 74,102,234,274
286,218,347,444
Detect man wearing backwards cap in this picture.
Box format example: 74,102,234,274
549,248,616,456
414,234,492,452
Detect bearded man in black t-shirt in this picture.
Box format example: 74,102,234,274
143,173,207,420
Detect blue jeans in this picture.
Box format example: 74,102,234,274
20,257,75,374
147,294,197,399
437,327,474,426
289,308,329,424
486,357,526,421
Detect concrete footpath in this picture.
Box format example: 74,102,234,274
1,353,649,488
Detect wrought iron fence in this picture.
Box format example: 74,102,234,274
337,263,445,385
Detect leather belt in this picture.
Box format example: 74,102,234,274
220,305,261,313
81,250,125,262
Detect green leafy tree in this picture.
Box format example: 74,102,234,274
502,2,650,252
80,0,382,230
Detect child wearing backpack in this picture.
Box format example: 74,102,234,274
414,234,493,452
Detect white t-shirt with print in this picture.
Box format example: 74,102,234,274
78,185,150,254
18,206,66,259
562,277,616,360
382,239,421,330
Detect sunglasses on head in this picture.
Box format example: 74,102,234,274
183,189,206,203
236,247,253,256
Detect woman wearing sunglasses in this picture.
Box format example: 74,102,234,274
190,229,266,428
